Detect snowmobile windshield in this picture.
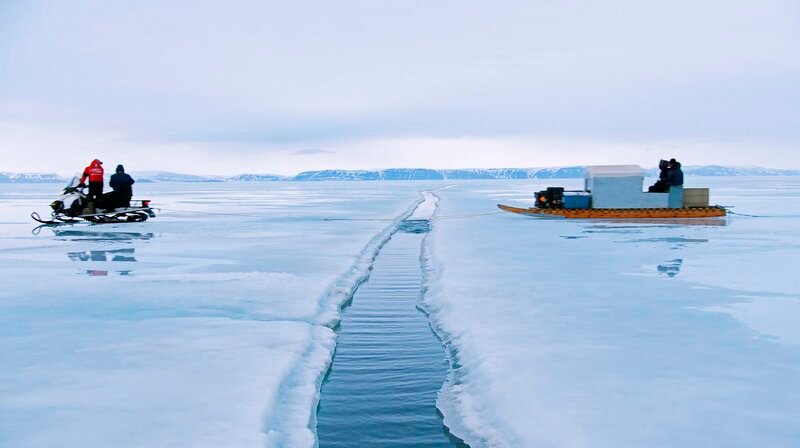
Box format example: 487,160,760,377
64,176,81,190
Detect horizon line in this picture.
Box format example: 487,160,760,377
4,163,800,179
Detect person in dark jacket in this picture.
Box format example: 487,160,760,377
79,159,104,213
648,159,670,192
665,158,684,187
109,165,135,208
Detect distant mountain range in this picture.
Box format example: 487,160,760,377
226,174,291,182
0,172,65,183
2,166,799,183
292,167,588,181
289,166,800,180
671,165,800,177
131,171,227,183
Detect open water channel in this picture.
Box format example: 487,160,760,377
316,218,466,447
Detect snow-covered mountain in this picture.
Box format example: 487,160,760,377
0,172,67,183
227,174,290,182
130,171,226,183
296,166,800,181
643,165,800,177
686,165,800,176
293,170,383,181
3,166,798,183
293,167,588,181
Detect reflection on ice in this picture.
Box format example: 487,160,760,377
84,269,132,276
31,224,159,240
628,237,708,244
68,248,137,262
52,229,155,241
657,258,683,277
62,235,140,274
625,237,709,250
582,227,643,234
584,218,727,228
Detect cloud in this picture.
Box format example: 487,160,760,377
0,119,797,175
290,149,336,156
0,0,798,172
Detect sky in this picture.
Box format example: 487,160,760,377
0,0,798,175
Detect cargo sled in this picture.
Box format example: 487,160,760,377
498,165,727,220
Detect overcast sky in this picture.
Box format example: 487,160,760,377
1,0,798,175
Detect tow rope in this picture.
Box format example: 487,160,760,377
153,206,506,221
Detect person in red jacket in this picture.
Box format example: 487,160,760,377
80,159,104,213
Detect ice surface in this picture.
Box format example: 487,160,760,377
4,177,800,447
424,177,800,447
0,181,431,447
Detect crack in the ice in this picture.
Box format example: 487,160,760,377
266,190,477,448
315,189,471,447
262,194,425,447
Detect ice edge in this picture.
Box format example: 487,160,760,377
419,191,507,448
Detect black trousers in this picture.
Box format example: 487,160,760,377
87,182,103,204
119,194,132,208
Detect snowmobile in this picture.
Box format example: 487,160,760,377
31,176,156,224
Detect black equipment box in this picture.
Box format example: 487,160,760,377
535,187,565,208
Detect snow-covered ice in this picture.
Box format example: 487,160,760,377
0,181,429,447
424,177,800,447
407,191,439,221
3,177,800,448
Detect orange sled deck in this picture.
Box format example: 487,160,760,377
497,204,727,219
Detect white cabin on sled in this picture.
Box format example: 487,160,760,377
585,165,679,209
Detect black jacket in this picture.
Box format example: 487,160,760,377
666,164,684,186
109,166,135,198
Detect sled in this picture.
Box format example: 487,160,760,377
497,204,727,220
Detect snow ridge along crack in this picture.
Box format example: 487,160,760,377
419,192,501,448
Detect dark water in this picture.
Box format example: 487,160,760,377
316,230,465,448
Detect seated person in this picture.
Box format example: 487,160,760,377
109,164,136,209
648,159,670,192
665,158,684,187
